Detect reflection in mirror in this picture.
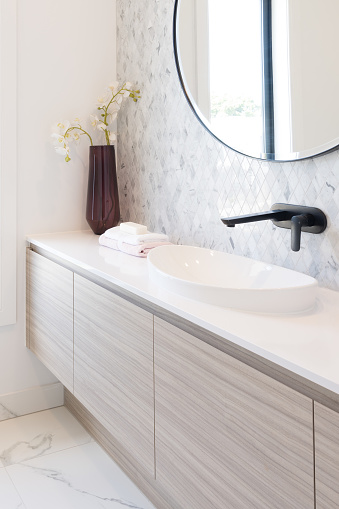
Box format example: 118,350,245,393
174,0,339,161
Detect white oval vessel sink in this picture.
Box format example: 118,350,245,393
148,245,318,313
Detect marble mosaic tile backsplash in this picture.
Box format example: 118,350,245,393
117,0,339,291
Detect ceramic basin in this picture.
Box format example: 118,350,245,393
147,245,318,313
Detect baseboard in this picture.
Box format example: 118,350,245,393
64,388,173,509
0,382,64,421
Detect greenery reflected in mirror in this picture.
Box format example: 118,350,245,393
174,0,339,161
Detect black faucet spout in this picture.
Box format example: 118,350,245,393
221,209,290,227
221,203,327,252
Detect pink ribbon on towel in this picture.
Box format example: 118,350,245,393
99,235,172,258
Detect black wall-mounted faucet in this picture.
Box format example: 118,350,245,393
221,203,327,252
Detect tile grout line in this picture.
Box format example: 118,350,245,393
0,408,94,468
3,466,27,509
3,440,96,472
4,438,153,509
0,404,64,425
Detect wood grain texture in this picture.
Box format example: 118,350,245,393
27,250,74,391
29,244,339,413
26,247,31,348
315,402,339,509
73,274,155,478
154,317,314,509
65,388,173,509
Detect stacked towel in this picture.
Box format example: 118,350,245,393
99,226,171,258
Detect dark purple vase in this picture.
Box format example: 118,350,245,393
86,145,120,235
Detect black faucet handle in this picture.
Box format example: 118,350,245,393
271,204,327,233
290,214,314,251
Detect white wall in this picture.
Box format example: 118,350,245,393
0,0,116,406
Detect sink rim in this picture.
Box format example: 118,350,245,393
147,245,318,313
148,244,317,292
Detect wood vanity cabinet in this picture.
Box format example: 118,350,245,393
28,248,335,509
73,274,155,477
154,317,314,509
315,402,339,509
26,250,74,392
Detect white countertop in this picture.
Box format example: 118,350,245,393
27,231,339,396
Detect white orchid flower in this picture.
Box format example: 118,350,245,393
108,81,119,92
64,131,73,140
56,120,71,134
96,93,110,109
108,131,117,143
97,122,108,132
69,131,80,143
55,143,71,162
106,111,118,125
108,103,120,116
111,102,120,111
51,133,65,145
52,80,139,162
54,145,69,156
90,114,100,128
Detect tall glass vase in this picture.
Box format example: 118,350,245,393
86,145,120,235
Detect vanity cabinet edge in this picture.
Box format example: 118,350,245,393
26,246,339,509
26,249,74,393
27,242,339,414
26,247,31,349
73,273,155,479
314,401,339,509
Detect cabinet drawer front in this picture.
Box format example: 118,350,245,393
154,317,314,509
315,402,339,509
27,250,74,391
74,274,154,477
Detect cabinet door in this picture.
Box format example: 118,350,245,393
27,250,74,391
315,402,339,509
73,274,154,477
154,318,314,509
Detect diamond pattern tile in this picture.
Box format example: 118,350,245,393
117,0,339,291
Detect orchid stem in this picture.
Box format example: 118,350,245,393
65,126,93,146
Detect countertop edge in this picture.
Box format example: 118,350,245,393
27,238,339,413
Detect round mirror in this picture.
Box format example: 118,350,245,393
174,0,339,161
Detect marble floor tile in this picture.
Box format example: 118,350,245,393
0,469,25,508
6,441,156,509
0,402,19,422
0,407,92,467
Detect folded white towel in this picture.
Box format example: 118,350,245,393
99,234,172,258
104,226,169,246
